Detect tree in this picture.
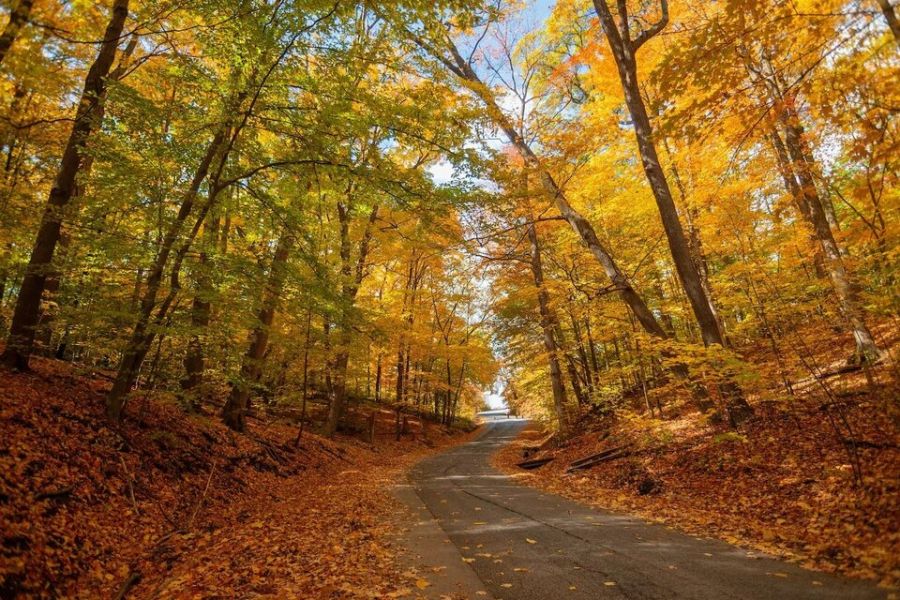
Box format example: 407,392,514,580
2,0,129,370
0,0,34,65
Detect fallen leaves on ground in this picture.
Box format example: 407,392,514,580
495,385,900,588
1,357,471,598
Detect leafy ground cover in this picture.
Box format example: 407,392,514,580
494,373,900,589
1,357,471,599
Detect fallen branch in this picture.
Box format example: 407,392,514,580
119,455,140,515
112,570,142,600
187,461,216,530
517,457,554,470
566,444,633,473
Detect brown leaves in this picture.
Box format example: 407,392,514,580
1,357,468,598
494,404,900,587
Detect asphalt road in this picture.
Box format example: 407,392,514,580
407,419,887,600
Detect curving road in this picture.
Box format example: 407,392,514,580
405,419,887,600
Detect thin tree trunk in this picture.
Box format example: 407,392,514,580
662,137,727,339
2,0,129,370
180,215,220,400
876,0,900,43
778,106,881,361
374,353,382,403
767,129,827,278
294,307,313,445
222,233,293,431
105,129,228,421
323,203,379,436
526,219,571,433
0,0,34,65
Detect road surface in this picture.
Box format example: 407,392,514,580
405,419,887,600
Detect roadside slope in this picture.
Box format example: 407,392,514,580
413,420,886,600
0,357,471,598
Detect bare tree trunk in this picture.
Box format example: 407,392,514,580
2,0,129,370
0,0,34,65
876,0,900,44
527,220,571,433
222,233,293,431
778,106,881,361
323,203,379,436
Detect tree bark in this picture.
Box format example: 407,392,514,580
592,0,728,349
222,233,293,431
322,203,379,436
527,220,571,433
0,0,34,65
2,0,129,370
876,0,900,44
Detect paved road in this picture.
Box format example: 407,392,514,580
407,420,887,600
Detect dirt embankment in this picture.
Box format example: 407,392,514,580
1,357,471,599
495,393,899,588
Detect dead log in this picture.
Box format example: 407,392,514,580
566,444,632,473
517,457,554,470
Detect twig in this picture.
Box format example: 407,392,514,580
186,462,216,530
118,455,140,515
113,571,142,600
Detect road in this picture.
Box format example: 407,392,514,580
405,419,887,600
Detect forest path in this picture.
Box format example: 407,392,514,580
405,420,887,600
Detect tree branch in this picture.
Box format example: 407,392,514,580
631,0,668,52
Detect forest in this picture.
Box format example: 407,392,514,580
0,0,897,598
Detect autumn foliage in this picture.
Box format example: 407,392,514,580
0,0,898,596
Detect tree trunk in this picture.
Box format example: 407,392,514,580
876,0,900,44
105,129,227,421
592,0,752,424
662,137,727,340
222,233,293,431
526,220,571,433
767,129,827,278
778,107,881,361
323,203,379,436
440,42,668,341
592,0,727,349
180,214,220,399
2,0,129,370
0,0,34,65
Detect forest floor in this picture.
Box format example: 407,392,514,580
494,364,900,589
0,356,475,599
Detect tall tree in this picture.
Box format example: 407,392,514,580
590,0,729,350
1,0,129,370
222,232,294,431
